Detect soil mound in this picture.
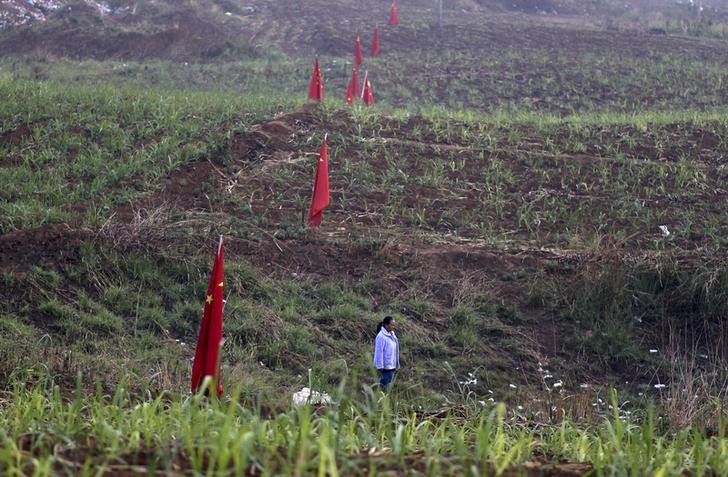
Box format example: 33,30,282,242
0,223,90,272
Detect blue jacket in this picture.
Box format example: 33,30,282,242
373,328,399,370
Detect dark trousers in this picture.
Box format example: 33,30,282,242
379,369,395,391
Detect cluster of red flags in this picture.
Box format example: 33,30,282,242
346,30,377,106
192,2,403,395
306,2,403,226
308,0,399,106
191,236,225,398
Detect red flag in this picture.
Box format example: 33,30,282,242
308,59,324,101
308,137,330,227
354,32,363,67
346,80,355,106
361,72,375,106
371,27,381,56
191,237,225,398
389,0,399,26
346,65,360,105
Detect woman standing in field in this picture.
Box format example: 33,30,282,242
373,316,399,392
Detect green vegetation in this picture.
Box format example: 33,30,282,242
0,79,299,233
1,1,728,474
0,378,726,476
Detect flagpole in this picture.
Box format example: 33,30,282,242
361,71,368,100
213,337,225,399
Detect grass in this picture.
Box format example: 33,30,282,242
0,237,537,408
5,78,726,252
6,46,728,116
0,78,300,233
238,105,728,253
1,76,726,408
0,377,726,476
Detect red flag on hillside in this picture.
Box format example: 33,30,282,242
345,65,360,105
308,136,330,227
389,0,399,26
354,32,363,67
191,237,225,398
371,27,381,56
361,72,375,106
346,81,355,106
308,59,324,101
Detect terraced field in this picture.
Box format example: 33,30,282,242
0,0,727,475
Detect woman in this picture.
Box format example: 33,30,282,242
373,316,399,392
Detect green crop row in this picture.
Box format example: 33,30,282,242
0,377,726,476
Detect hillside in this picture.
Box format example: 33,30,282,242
1,79,726,404
1,0,727,61
0,0,727,474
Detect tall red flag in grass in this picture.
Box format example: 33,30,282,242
389,0,399,26
308,136,330,227
191,236,225,398
345,65,360,105
308,59,324,101
354,32,363,67
361,72,375,106
371,27,381,56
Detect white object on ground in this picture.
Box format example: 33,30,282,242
292,387,332,407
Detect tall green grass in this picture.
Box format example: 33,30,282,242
0,377,726,476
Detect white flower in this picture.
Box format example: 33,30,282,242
658,225,670,236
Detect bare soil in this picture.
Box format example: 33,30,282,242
0,223,90,272
2,0,727,64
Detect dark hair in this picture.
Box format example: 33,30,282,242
376,316,394,334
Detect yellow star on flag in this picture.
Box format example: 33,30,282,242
206,294,213,304
218,281,224,287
